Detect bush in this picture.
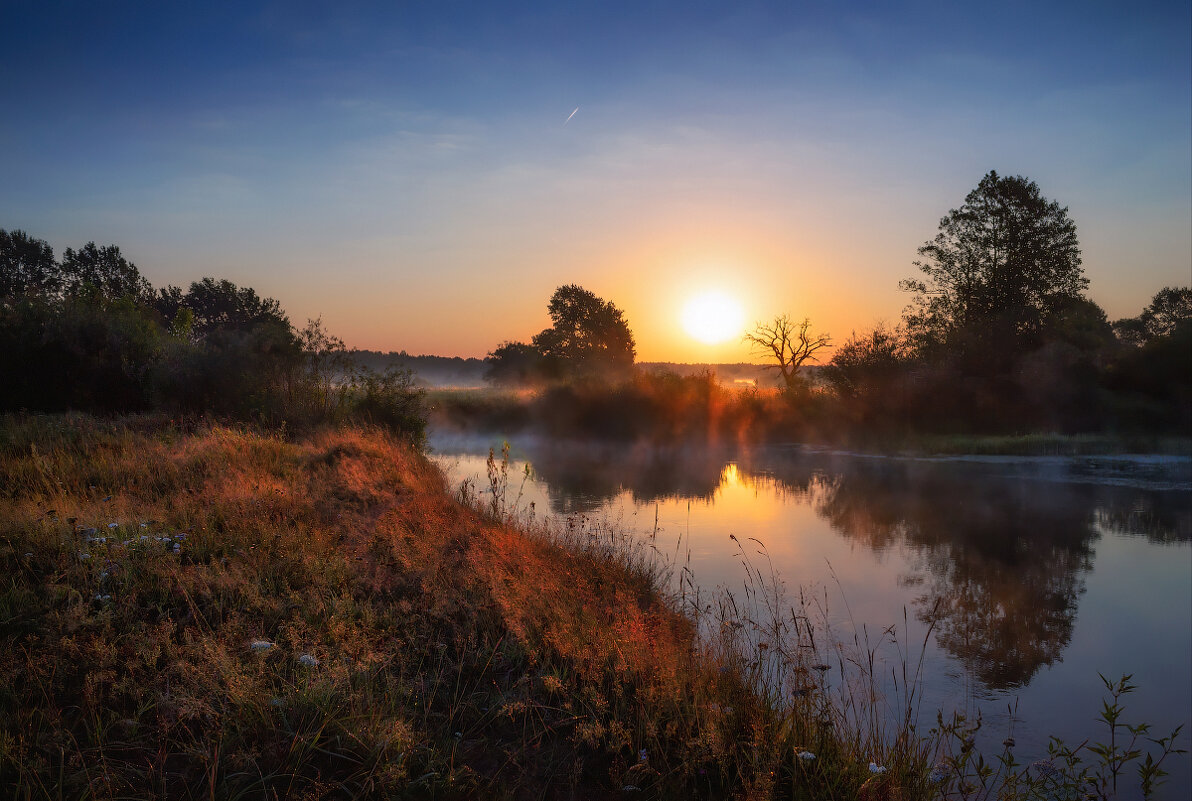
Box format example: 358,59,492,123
345,366,427,445
152,320,304,424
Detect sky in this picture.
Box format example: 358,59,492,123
2,0,1189,362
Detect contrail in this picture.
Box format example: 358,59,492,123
564,106,579,125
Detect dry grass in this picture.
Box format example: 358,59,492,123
0,413,942,800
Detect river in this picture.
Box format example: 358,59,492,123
430,432,1192,797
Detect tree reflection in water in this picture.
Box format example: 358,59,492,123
805,464,1101,689
525,440,731,513
519,440,1190,692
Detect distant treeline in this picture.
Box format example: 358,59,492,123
347,351,487,387
343,351,778,389
0,229,426,440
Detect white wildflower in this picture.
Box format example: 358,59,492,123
249,640,274,652
1030,760,1059,778
868,762,887,774
797,750,816,761
297,653,319,667
108,522,119,529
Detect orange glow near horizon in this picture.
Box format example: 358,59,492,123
268,216,893,364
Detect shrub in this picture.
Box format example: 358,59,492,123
345,365,427,444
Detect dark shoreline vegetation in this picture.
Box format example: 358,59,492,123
2,414,1186,800
425,383,1192,457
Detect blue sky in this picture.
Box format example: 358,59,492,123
2,0,1189,359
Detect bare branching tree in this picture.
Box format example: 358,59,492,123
744,315,830,393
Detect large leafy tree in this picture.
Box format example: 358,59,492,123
0,229,59,299
900,171,1086,364
158,277,290,336
530,284,635,377
60,241,154,302
1112,286,1192,345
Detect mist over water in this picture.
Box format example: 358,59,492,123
430,430,1192,797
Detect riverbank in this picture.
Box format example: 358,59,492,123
428,385,1192,459
0,413,939,799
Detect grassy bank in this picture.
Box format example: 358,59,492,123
0,414,939,800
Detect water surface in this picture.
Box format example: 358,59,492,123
432,433,1192,796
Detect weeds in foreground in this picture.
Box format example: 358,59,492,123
930,674,1185,800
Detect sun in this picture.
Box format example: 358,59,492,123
681,291,746,345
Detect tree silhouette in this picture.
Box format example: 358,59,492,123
162,277,290,336
1139,287,1192,338
1112,286,1192,344
485,341,545,385
1105,286,1192,431
744,315,830,394
0,229,58,300
530,285,635,378
60,242,153,302
823,324,907,400
901,171,1086,368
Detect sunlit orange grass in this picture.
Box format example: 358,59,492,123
0,420,433,795
465,520,693,681
2,415,790,797
355,437,712,703
289,426,787,792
